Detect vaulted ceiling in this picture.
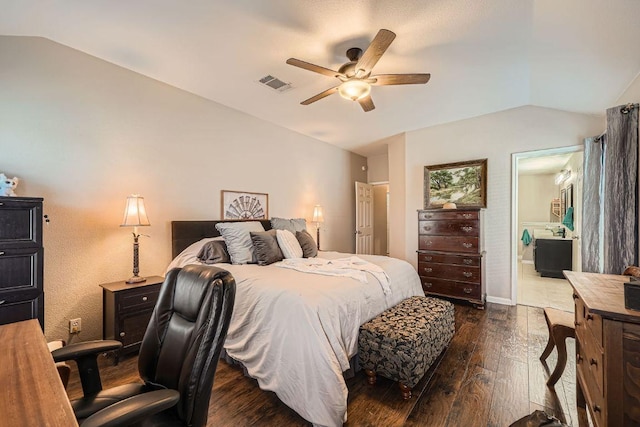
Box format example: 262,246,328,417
2,0,640,155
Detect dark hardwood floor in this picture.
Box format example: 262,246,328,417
66,303,577,426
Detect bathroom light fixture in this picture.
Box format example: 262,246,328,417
121,194,150,284
554,169,571,185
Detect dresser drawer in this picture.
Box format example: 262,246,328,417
418,252,480,266
418,262,481,284
577,342,606,427
419,220,479,236
578,324,604,397
0,247,43,294
0,198,42,248
419,235,479,253
0,294,44,328
420,276,481,300
419,210,479,221
118,284,161,311
575,293,603,348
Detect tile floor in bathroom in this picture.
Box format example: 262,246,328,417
517,261,575,312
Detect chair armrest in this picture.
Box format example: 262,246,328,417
51,340,122,363
80,389,180,427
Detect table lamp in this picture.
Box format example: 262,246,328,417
121,194,150,284
312,205,324,250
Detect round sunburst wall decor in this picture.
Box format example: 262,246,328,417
221,190,268,220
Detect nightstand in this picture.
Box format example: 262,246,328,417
100,276,164,363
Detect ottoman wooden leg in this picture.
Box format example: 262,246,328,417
540,333,555,362
399,382,412,400
365,369,377,385
547,328,568,387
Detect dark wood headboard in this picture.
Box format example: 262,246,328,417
171,220,272,258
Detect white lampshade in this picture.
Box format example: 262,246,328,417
312,205,324,224
121,194,150,227
338,80,371,101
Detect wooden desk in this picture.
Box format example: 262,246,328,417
0,319,78,426
564,271,640,427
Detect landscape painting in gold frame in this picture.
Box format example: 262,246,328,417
424,159,487,208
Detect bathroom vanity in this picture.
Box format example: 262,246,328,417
534,238,572,278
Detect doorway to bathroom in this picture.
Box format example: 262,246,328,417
511,146,583,311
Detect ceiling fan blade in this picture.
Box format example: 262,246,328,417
301,87,339,105
286,58,344,79
355,29,396,76
358,95,375,112
371,73,431,86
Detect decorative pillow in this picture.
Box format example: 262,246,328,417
250,230,284,266
270,217,307,234
215,221,265,264
276,229,303,259
196,240,230,264
296,230,318,258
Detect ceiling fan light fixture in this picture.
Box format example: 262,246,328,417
338,79,371,101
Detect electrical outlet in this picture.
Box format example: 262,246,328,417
69,318,81,334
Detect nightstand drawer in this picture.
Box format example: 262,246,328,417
118,285,161,311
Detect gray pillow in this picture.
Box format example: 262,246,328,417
296,230,318,258
250,230,284,266
215,221,265,264
270,217,307,234
196,240,230,264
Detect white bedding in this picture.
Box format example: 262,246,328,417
167,242,423,427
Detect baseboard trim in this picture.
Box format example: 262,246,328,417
521,260,534,265
486,296,515,306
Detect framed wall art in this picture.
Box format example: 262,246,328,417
424,158,487,208
221,190,269,220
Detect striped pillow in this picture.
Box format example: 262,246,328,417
276,229,303,259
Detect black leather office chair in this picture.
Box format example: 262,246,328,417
52,265,236,427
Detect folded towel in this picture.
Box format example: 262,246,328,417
562,207,574,231
521,229,532,246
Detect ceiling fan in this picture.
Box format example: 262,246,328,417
286,29,430,112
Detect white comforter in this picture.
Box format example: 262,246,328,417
167,246,423,426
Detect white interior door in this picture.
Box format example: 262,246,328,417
355,181,374,254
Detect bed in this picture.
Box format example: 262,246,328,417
168,220,424,427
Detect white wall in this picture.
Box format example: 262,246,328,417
387,134,406,259
0,36,366,341
517,173,558,258
617,72,640,105
401,106,604,302
367,153,389,183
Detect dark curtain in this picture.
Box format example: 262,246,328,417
582,135,603,273
602,105,639,274
582,104,639,274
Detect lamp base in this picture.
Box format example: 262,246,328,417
126,276,146,284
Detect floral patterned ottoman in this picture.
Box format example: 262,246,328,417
358,296,455,399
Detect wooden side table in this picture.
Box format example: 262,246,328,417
100,276,164,363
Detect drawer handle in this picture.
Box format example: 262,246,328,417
426,241,433,246
461,226,473,233
424,282,433,288
0,251,4,256
425,214,433,219
423,226,432,231
590,358,598,367
462,214,473,219
142,296,148,302
463,259,473,265
423,267,433,273
593,405,601,413
463,287,472,294
462,242,472,248
424,256,432,261
575,321,581,327
119,332,126,337
0,300,5,305
577,355,583,364
0,202,3,206
572,294,579,300
462,272,473,278
586,314,594,321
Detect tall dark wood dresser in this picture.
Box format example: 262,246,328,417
0,197,44,328
417,208,485,308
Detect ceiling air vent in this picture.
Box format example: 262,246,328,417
258,75,292,93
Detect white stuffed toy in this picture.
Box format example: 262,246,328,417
0,174,19,197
